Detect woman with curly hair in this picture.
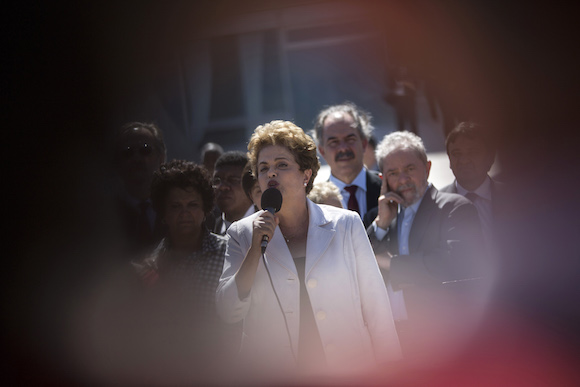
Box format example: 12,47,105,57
216,121,401,383
131,160,231,382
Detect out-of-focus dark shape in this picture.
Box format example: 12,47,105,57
199,142,223,176
384,65,418,134
211,151,255,235
441,121,503,251
364,135,379,172
113,121,167,260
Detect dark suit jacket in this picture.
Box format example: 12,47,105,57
365,185,485,302
439,177,504,219
116,198,164,259
365,169,383,215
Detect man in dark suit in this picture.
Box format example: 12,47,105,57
211,151,255,235
312,102,382,222
114,121,167,259
440,121,502,248
364,131,486,362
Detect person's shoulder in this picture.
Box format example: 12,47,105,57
312,202,355,221
433,186,472,207
206,231,228,257
208,231,228,245
228,210,261,233
363,206,378,228
366,169,382,185
438,182,455,193
323,205,366,230
321,203,352,215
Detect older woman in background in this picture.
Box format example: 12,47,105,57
308,181,344,208
216,121,401,383
132,160,230,382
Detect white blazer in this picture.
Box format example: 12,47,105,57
216,199,401,377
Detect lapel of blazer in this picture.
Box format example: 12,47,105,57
304,199,335,276
263,226,297,279
408,185,438,253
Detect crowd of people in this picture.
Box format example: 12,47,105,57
97,102,503,385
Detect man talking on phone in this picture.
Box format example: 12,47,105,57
364,131,486,363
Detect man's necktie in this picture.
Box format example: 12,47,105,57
465,192,479,203
344,185,360,214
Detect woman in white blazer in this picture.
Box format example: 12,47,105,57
216,120,401,383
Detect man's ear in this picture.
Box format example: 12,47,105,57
425,160,432,180
318,145,326,159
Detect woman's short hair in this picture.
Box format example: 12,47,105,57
308,181,343,205
150,160,214,218
247,120,320,194
376,131,428,172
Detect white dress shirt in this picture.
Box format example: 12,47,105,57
218,205,256,235
371,185,429,321
329,168,368,216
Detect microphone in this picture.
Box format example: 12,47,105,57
260,187,283,254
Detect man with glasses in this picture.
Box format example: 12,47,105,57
212,151,255,235
114,121,166,258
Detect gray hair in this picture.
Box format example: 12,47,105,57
311,101,374,144
376,131,428,172
307,181,343,204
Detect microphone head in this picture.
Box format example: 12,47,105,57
261,187,283,213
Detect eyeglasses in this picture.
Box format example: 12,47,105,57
212,176,242,189
119,143,154,159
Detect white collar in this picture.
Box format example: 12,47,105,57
329,167,367,192
243,204,256,218
456,176,492,201
222,205,256,228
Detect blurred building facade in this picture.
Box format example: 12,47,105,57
104,1,450,162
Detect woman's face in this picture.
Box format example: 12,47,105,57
162,186,205,238
257,145,312,206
